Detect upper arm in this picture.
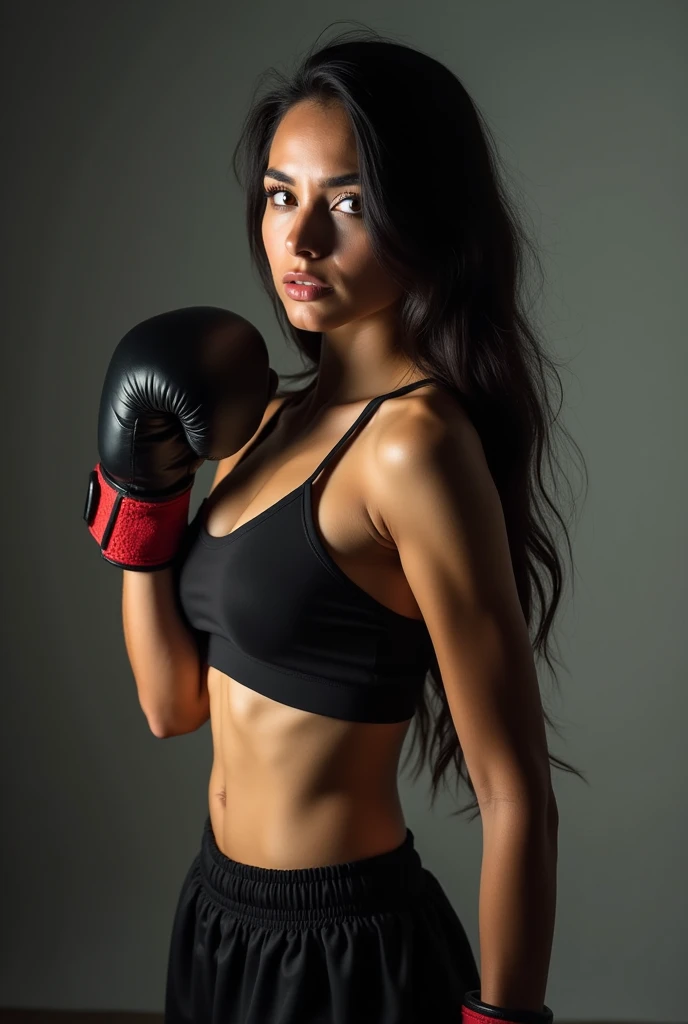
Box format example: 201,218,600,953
372,400,553,808
208,395,288,497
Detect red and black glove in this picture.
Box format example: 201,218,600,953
83,305,278,571
463,990,554,1024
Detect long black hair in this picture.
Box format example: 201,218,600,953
231,23,588,820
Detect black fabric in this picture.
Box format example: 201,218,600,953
175,379,438,724
164,815,480,1023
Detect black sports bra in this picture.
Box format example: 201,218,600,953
175,379,437,724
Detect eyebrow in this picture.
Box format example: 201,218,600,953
264,167,360,188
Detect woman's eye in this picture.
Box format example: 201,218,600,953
266,190,294,207
338,194,362,215
263,188,361,216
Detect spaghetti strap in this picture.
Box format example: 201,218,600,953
305,377,436,485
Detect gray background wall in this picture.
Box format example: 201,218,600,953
1,1,685,1019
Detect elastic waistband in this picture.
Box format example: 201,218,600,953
197,815,425,926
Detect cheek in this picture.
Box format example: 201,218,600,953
261,210,278,250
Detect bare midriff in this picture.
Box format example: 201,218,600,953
206,666,414,869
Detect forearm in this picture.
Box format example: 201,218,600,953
476,796,558,1011
122,566,206,736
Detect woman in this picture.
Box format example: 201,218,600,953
147,24,584,1024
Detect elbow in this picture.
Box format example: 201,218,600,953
147,694,211,739
479,779,558,823
139,697,178,738
144,704,190,738
142,669,211,739
148,716,175,739
147,712,198,738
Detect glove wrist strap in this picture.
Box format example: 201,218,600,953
84,463,193,571
462,990,554,1024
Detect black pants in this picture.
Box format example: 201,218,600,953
164,815,480,1023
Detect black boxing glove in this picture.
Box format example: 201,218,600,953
83,305,278,571
463,990,554,1024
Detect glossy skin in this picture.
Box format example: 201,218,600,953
206,98,441,869
205,388,449,869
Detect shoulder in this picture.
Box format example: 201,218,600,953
368,383,493,540
374,383,482,468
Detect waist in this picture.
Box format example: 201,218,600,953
196,811,425,925
208,780,409,869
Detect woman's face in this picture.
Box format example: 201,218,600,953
261,100,403,333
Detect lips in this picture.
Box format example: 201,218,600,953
282,271,331,288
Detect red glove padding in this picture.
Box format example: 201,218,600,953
462,990,554,1024
83,461,193,571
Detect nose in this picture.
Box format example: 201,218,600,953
285,202,333,259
